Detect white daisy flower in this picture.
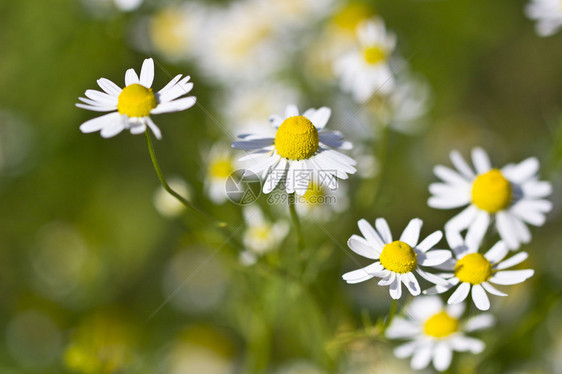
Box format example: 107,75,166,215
231,105,356,195
76,58,196,139
424,230,534,311
386,296,494,372
342,218,451,299
204,144,239,204
240,205,289,266
294,181,349,220
334,17,396,103
428,147,552,250
153,177,191,218
525,0,562,37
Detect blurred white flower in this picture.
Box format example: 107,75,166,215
342,218,451,299
77,58,196,139
80,0,142,13
196,0,283,84
294,181,349,220
240,205,289,265
425,230,534,311
232,105,356,195
525,0,562,37
153,177,191,218
334,17,396,103
428,148,552,250
148,3,207,61
386,296,494,371
204,144,239,204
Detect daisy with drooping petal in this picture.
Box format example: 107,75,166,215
525,0,562,37
334,17,396,103
239,205,289,266
342,218,451,299
76,58,196,139
424,230,534,311
231,105,356,195
428,147,552,250
386,296,494,372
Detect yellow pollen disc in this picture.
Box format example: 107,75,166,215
471,169,512,213
379,240,417,274
210,159,234,179
248,225,272,241
424,311,459,338
454,253,493,285
117,84,157,117
274,116,319,160
332,3,375,32
363,46,386,65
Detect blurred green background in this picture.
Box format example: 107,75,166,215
0,0,561,373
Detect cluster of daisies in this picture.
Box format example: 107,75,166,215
341,147,551,371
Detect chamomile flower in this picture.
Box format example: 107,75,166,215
204,144,239,204
76,58,196,139
525,0,562,37
428,148,552,249
342,218,451,299
386,296,494,371
424,230,534,311
231,105,356,195
334,17,396,103
294,181,349,220
240,206,289,266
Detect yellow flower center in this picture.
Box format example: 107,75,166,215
471,169,512,213
363,46,386,65
274,116,319,160
248,225,272,242
379,240,417,274
117,84,157,117
332,3,375,32
210,159,234,179
454,253,493,285
303,183,324,205
424,311,459,338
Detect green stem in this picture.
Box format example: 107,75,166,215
288,193,304,251
144,130,223,226
383,299,398,332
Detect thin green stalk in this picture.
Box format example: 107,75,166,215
144,130,224,226
383,299,398,332
288,192,305,251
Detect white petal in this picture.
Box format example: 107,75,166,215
434,165,470,186
263,158,287,194
347,235,380,259
411,344,432,370
418,250,452,266
465,210,489,249
97,78,122,96
416,268,450,285
428,195,470,209
318,131,352,150
342,262,385,284
401,272,421,296
489,269,534,285
495,252,528,270
378,271,395,286
465,314,495,332
521,181,552,198
472,147,491,174
502,157,538,183
389,275,403,299
151,96,196,114
145,117,162,140
129,123,146,134
450,150,475,179
394,341,419,358
445,230,464,252
433,343,452,372
79,112,121,133
100,118,126,138
232,138,275,151
125,68,140,86
484,241,508,263
76,103,116,112
496,211,519,250
417,231,443,252
448,282,470,304
308,107,331,129
471,284,490,311
158,74,182,94
481,282,507,297
450,336,484,353
84,89,117,105
375,218,392,243
139,58,154,87
400,218,422,247
357,219,385,251
445,205,478,232
285,104,299,117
